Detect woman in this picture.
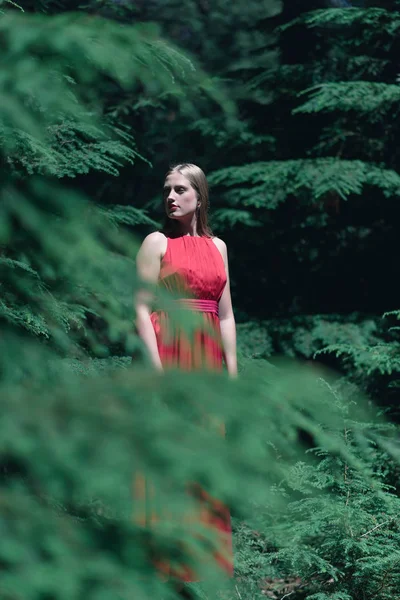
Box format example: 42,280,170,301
134,163,237,586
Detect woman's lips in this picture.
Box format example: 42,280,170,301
169,205,178,211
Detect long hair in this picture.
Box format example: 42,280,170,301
161,163,213,238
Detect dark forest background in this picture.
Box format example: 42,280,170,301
2,0,400,599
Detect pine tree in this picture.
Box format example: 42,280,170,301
0,2,233,354
211,3,400,597
206,2,400,398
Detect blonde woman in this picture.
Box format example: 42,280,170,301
135,163,237,587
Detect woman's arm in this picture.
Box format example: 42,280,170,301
135,232,166,371
214,238,238,378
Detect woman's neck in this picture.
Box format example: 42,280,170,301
175,216,199,237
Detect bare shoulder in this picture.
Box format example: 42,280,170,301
211,236,228,257
139,231,168,258
143,231,167,246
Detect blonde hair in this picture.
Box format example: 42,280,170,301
162,163,213,237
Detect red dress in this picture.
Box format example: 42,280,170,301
133,235,234,582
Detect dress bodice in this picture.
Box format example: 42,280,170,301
158,236,227,302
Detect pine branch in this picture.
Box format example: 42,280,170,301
294,82,400,116
209,159,400,210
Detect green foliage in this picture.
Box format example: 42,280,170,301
315,311,400,378
4,324,393,600
294,82,400,116
237,314,381,361
0,5,234,352
2,1,400,600
98,205,158,228
297,6,400,31
2,120,141,178
0,11,212,181
210,159,400,207
0,5,285,600
98,0,281,194
225,370,400,600
256,380,400,600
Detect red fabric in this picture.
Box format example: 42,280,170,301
133,236,233,582
150,236,227,372
176,298,219,316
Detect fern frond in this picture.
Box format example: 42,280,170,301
0,257,40,277
98,205,158,228
287,7,399,30
294,82,400,116
0,301,50,337
315,343,400,375
209,159,400,209
212,209,262,229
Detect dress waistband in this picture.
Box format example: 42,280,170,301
176,298,219,316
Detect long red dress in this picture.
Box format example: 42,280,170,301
134,234,233,583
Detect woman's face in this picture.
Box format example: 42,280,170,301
163,172,198,220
